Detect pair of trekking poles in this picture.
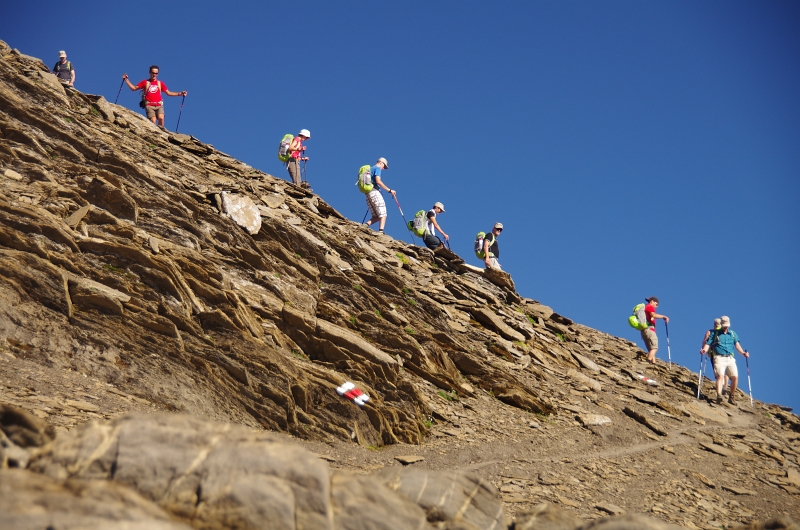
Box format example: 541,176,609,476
360,195,451,251
696,349,753,407
114,78,186,132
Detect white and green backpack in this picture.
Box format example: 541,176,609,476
355,165,373,193
627,303,649,330
277,134,294,163
408,210,426,236
474,232,490,259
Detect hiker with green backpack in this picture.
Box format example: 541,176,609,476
358,158,394,234
628,297,669,364
474,223,503,269
52,51,75,87
701,315,749,405
409,202,449,250
278,129,310,187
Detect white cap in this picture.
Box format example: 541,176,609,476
59,50,67,57
377,157,389,168
434,202,445,211
494,222,504,230
299,129,310,138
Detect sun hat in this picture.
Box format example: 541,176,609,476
434,202,445,211
377,157,389,168
714,318,721,327
59,51,67,57
299,129,310,138
720,316,731,327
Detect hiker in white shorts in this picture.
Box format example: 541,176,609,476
363,158,394,234
700,316,749,405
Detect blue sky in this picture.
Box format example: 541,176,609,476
3,1,798,412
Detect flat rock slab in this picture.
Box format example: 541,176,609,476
221,191,261,235
787,468,800,487
394,455,425,465
469,307,525,342
571,351,600,372
622,406,667,436
595,502,626,515
578,414,612,427
629,389,661,405
700,441,735,457
722,485,755,495
684,401,730,424
63,399,100,412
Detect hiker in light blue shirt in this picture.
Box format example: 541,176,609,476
700,315,749,406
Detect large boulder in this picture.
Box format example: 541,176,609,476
221,191,261,235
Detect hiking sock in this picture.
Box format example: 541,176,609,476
378,229,385,234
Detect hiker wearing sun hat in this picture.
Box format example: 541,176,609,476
640,296,669,364
701,315,749,405
286,129,310,186
422,202,449,250
52,51,75,87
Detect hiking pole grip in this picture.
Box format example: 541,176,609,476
175,95,186,132
114,78,124,104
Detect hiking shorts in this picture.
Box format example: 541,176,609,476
423,232,441,250
366,190,386,219
145,104,164,118
486,257,501,270
286,158,301,185
713,355,738,379
641,328,658,351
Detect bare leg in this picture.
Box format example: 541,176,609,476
378,216,387,230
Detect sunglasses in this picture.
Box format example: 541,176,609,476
150,71,159,75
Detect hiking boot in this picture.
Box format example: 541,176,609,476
715,395,723,405
728,396,737,406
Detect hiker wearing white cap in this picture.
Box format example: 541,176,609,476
122,66,187,127
52,51,75,87
287,129,310,186
483,223,503,269
701,318,728,391
701,315,749,405
423,202,449,250
363,158,394,234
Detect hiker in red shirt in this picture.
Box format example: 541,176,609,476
122,65,187,128
641,296,669,364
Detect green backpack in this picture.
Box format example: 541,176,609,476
475,232,493,259
628,303,649,331
355,165,373,194
277,134,294,162
408,210,426,237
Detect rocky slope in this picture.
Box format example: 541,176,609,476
0,41,798,529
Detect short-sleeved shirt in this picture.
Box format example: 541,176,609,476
706,329,739,356
484,231,499,258
53,61,73,81
644,304,657,330
136,80,167,106
425,209,436,236
370,165,383,190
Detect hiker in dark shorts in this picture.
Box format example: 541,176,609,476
423,202,449,250
52,51,75,87
122,66,187,127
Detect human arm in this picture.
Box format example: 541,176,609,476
165,89,187,97
647,311,669,324
373,176,396,197
70,67,75,86
734,335,748,357
431,216,448,240
702,330,711,350
122,74,139,91
483,238,491,266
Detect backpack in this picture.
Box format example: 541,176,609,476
277,134,294,162
408,210,426,237
627,303,649,330
54,61,72,73
355,165,373,194
474,232,488,259
139,80,162,109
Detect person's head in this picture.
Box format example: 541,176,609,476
298,129,310,140
59,50,67,61
149,65,159,79
720,315,730,329
377,157,389,169
714,318,721,329
646,296,659,308
433,202,445,213
492,222,503,235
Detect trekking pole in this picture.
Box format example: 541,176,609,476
745,352,753,407
301,158,308,184
696,353,704,400
175,95,186,132
664,321,672,369
361,209,370,225
391,193,417,244
114,78,125,104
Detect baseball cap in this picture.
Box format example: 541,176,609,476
714,318,721,326
434,202,445,211
298,129,310,138
59,50,67,57
494,222,504,230
377,157,389,168
720,315,731,327
646,296,659,304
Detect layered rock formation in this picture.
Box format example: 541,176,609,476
1,41,798,529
